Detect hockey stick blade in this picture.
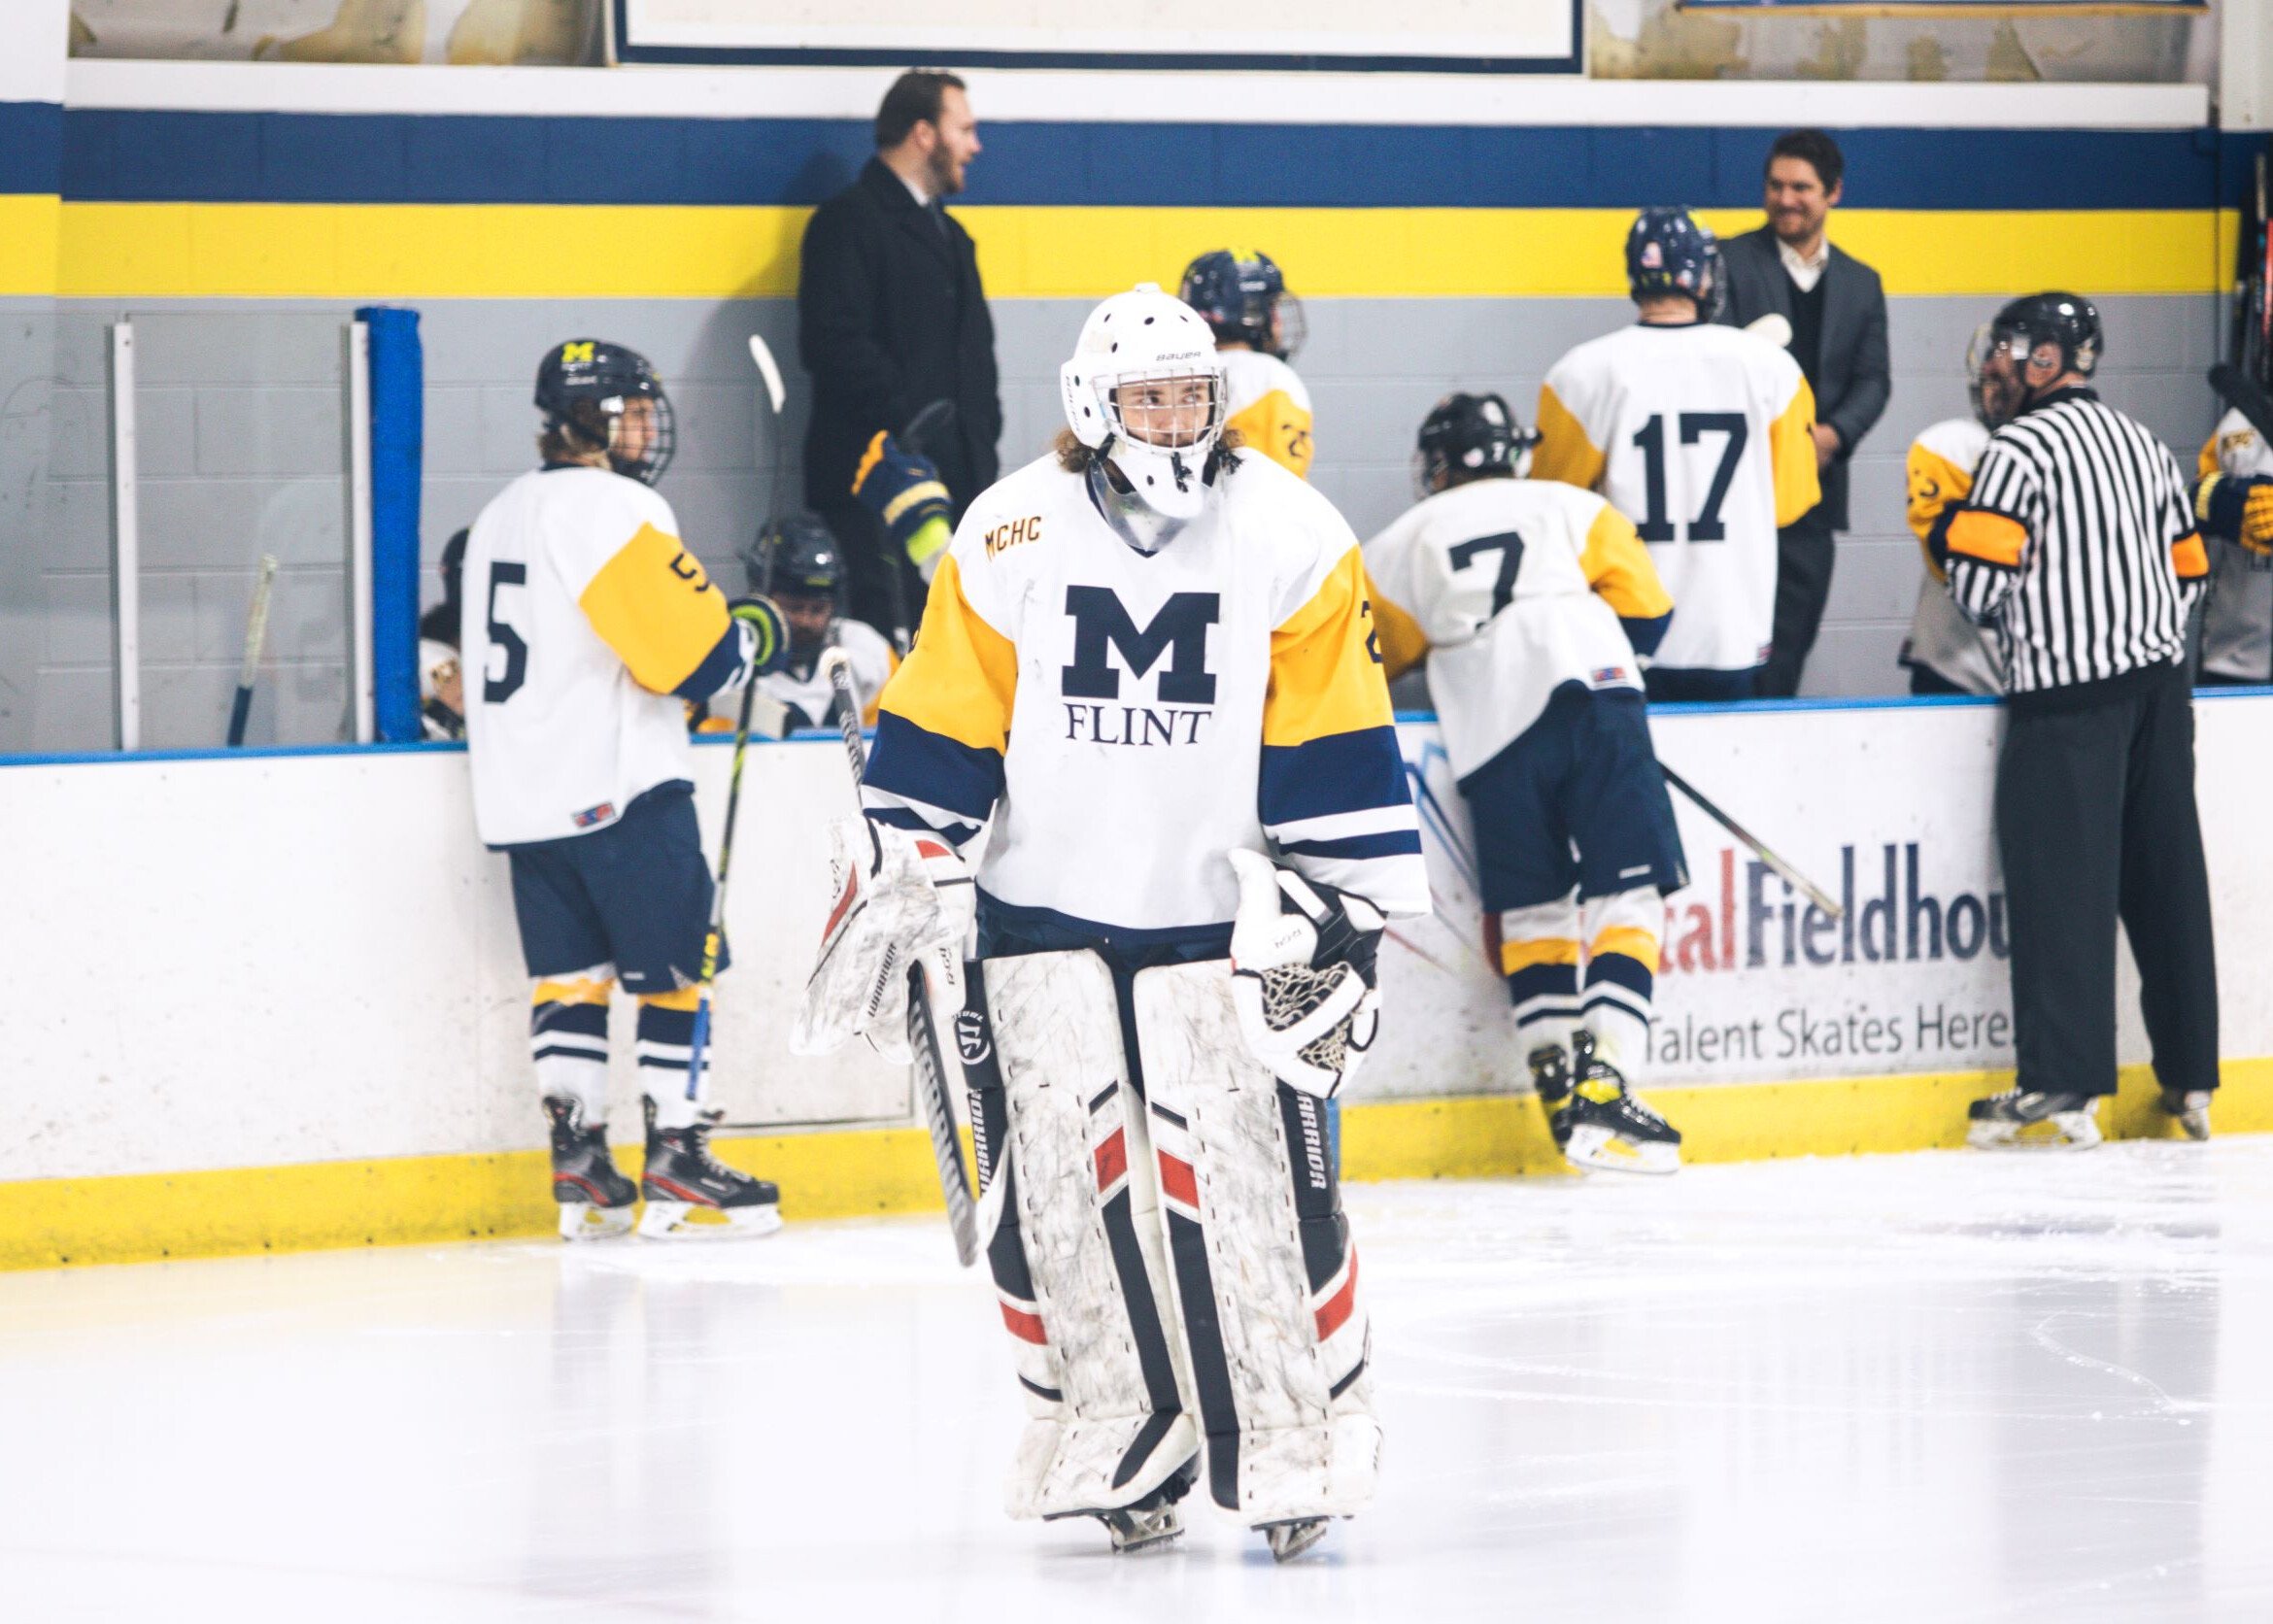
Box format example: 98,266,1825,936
1661,763,1845,922
747,333,787,416
227,554,280,748
2209,362,2273,449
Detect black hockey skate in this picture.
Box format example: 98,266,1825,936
1093,1459,1197,1554
1262,1517,1333,1563
637,1099,784,1239
2158,1088,2213,1142
543,1097,638,1242
1966,1088,2101,1150
1532,1033,1681,1175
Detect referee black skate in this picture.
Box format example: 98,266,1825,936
1937,292,2218,1147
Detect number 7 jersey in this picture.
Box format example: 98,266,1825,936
1533,321,1818,675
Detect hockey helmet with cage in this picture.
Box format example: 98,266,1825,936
534,338,676,487
1179,249,1306,360
1625,208,1724,320
1415,391,1532,495
1961,322,2025,429
743,512,844,601
1986,292,2102,401
1060,284,1228,520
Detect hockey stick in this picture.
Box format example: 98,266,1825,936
746,332,787,417
226,554,280,747
821,647,980,1267
682,658,764,1106
1659,764,1844,922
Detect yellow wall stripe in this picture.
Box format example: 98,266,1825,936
0,193,61,297
43,202,2229,302
7,1061,2265,1271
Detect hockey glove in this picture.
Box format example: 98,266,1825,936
1226,848,1386,1098
853,431,954,581
792,816,974,1062
729,594,793,678
2195,473,2273,556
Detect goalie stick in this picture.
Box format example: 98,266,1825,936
225,554,279,747
821,647,980,1268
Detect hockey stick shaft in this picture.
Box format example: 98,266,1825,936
682,657,764,1101
822,648,980,1267
226,555,279,747
1660,763,1845,922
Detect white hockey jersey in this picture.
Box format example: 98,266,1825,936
462,464,749,847
2198,408,2273,683
1363,478,1672,780
863,449,1428,939
701,619,899,733
1534,321,1819,673
1220,350,1314,479
1900,418,2004,696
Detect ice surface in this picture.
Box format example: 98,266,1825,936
4,1141,2271,1622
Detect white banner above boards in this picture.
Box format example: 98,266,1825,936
611,0,1583,73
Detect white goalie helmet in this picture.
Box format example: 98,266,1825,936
1059,284,1228,519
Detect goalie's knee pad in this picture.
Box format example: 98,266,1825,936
972,949,1198,1522
1131,961,1379,1528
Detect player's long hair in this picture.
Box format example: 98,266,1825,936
1053,425,1245,484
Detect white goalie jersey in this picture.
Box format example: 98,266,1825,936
1533,321,1820,673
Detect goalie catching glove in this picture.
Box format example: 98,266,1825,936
792,817,974,1061
853,431,955,581
1226,848,1385,1098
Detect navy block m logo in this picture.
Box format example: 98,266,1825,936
1062,587,1219,704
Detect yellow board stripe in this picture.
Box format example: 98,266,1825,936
24,202,2230,301
7,1060,2265,1271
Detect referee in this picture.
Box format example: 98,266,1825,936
1938,292,2218,1147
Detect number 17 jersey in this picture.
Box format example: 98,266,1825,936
1533,321,1818,675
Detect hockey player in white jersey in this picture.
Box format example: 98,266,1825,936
1181,250,1314,478
1366,392,1687,1172
796,286,1426,1561
463,339,793,1241
696,515,899,733
2190,400,2273,684
1534,208,1820,700
1900,326,2017,696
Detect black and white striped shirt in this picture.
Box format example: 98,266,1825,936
1944,388,2206,695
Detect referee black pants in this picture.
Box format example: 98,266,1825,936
1995,663,2219,1099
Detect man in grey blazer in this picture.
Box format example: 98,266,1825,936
1717,130,1891,697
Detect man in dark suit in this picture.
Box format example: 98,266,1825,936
798,70,1002,640
1717,129,1891,697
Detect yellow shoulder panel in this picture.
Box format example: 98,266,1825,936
1768,376,1823,528
577,522,732,695
1265,547,1396,748
1365,564,1431,682
1227,390,1314,479
878,555,1017,754
1578,501,1672,621
1529,383,1607,491
863,646,902,727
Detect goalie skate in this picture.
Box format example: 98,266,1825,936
1966,1088,2102,1151
1532,1034,1680,1175
1263,1517,1332,1563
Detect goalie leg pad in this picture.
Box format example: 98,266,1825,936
1133,960,1378,1528
980,950,1198,1522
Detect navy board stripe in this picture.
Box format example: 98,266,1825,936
50,108,2258,212
0,101,63,194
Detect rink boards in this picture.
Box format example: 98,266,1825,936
5,693,2271,1268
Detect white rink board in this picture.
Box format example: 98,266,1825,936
1374,694,2273,1099
4,692,2271,1184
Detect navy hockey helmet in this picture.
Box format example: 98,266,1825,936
1179,249,1306,359
1416,391,1531,494
1987,291,2102,395
1625,209,1724,319
534,338,676,486
744,512,844,601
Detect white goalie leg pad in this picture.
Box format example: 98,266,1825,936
981,950,1199,1522
1133,960,1379,1529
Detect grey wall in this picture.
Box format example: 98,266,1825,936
3,289,2221,753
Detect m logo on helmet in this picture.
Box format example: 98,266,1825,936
560,341,596,365
1061,586,1219,746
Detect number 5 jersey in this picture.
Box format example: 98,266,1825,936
862,449,1429,942
1532,321,1819,676
462,464,751,847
